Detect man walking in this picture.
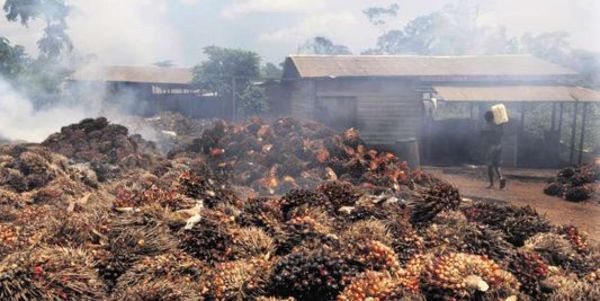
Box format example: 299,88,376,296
483,111,506,189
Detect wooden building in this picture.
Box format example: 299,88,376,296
69,66,221,118
282,55,600,167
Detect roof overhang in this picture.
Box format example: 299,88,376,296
70,66,194,85
433,85,600,103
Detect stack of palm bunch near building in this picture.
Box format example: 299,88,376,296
544,165,599,202
0,116,598,301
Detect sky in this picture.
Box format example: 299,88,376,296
1,0,600,67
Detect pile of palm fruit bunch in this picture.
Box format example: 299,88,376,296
544,165,600,202
167,117,428,195
1,116,599,301
41,117,160,181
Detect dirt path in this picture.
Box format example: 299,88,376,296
427,170,600,245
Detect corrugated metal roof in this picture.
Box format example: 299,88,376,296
285,55,577,78
70,66,193,84
433,85,600,102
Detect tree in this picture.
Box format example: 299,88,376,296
238,85,268,118
261,62,283,80
3,0,72,60
193,46,266,118
363,3,399,26
364,2,511,55
0,37,28,79
298,36,352,55
153,60,176,68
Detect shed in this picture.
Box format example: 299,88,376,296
69,66,222,118
282,54,597,167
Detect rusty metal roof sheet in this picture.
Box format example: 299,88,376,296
286,55,577,78
70,66,193,84
433,85,600,102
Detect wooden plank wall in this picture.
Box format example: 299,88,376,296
290,80,316,119
290,78,423,145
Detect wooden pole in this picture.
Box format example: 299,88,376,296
569,102,579,164
518,102,526,166
232,77,237,121
558,102,564,133
551,103,557,131
578,102,589,164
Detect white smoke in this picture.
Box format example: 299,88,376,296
0,78,89,142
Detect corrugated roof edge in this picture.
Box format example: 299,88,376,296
284,54,578,79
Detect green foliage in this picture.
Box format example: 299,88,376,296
365,2,512,55
3,0,72,60
261,62,283,80
193,46,264,117
363,3,399,26
193,46,260,98
153,60,176,68
298,36,352,55
238,85,269,118
0,37,28,79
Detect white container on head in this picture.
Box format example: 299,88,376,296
491,104,509,125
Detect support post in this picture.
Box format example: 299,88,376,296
518,102,527,166
578,102,589,164
232,77,237,121
551,103,557,131
558,102,564,133
569,102,579,164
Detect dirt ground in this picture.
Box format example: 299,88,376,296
427,168,600,246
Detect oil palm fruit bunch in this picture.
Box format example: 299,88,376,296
255,297,297,301
110,278,203,301
280,189,328,219
0,223,18,256
501,208,552,247
463,202,551,247
508,251,549,299
421,252,520,300
0,247,108,300
524,233,575,266
236,197,284,236
180,209,235,263
558,225,591,255
101,209,178,285
564,185,594,202
341,220,393,247
178,170,236,208
230,227,275,260
410,182,461,224
113,250,205,291
349,239,402,274
460,224,515,262
269,247,363,301
316,181,363,213
548,279,600,301
337,270,423,301
44,210,109,247
202,257,272,300
275,209,333,255
386,218,426,264
543,182,563,197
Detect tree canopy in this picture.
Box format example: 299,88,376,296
298,36,352,55
193,46,267,118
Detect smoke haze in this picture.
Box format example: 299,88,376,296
0,78,90,142
1,0,599,65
